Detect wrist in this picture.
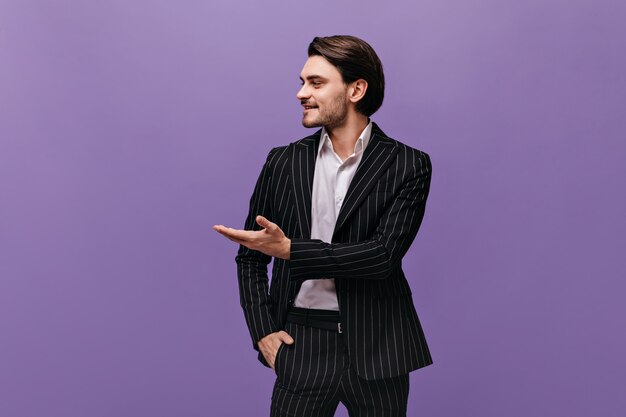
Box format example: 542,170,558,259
283,238,291,260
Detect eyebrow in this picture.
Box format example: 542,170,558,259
299,75,327,82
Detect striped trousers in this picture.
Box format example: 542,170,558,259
270,320,410,417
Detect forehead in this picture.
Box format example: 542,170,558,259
299,55,342,80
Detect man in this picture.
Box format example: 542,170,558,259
214,35,433,417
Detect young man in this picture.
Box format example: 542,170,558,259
214,35,433,417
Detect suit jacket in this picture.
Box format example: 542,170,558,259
236,122,433,380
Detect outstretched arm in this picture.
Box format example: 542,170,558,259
215,151,432,282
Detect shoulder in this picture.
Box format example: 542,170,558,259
287,129,322,149
372,123,431,173
264,129,323,164
265,145,288,163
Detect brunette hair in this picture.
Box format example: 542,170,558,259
308,35,385,117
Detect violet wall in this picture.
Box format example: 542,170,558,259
1,1,624,416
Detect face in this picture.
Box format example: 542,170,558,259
297,55,350,129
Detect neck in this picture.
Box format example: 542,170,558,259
325,112,370,160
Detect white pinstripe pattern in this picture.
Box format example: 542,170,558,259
236,122,433,380
270,322,410,417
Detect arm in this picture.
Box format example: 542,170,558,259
234,148,281,348
289,151,432,281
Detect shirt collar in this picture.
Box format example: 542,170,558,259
318,120,373,156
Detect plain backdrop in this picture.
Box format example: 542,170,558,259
1,1,625,416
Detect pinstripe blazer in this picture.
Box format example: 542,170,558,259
236,122,433,380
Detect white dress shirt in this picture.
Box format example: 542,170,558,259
293,121,373,310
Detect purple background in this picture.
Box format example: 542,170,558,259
1,1,625,416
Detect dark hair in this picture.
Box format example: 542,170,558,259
308,35,385,117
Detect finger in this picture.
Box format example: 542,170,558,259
214,229,247,245
213,224,231,233
259,347,275,369
215,226,255,242
213,225,236,237
279,331,294,345
270,343,282,369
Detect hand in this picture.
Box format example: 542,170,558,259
258,330,294,370
213,215,291,260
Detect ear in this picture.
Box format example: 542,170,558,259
348,79,368,104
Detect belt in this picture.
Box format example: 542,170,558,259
286,307,343,333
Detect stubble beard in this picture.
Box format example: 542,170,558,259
301,93,349,129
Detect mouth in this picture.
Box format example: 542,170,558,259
303,105,318,112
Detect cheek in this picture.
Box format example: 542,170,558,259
313,90,331,103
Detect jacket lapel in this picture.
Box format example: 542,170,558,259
332,123,399,238
290,130,321,238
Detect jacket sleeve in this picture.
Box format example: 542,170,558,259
235,148,281,349
289,151,432,281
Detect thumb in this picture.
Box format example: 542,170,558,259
279,331,294,345
256,215,269,228
256,215,277,232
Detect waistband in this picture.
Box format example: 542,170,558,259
286,307,342,333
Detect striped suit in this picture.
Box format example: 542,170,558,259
236,122,433,410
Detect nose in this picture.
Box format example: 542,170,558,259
296,84,310,101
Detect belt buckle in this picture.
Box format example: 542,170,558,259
337,323,342,333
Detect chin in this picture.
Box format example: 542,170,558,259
302,118,322,128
